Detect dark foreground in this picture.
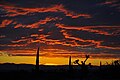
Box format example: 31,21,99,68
0,63,120,80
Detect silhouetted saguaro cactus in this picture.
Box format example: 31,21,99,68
35,47,40,72
69,56,73,72
100,61,102,70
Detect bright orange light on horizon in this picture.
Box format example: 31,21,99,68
0,55,119,66
0,49,120,66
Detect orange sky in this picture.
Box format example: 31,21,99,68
0,0,120,66
0,49,120,66
0,55,119,66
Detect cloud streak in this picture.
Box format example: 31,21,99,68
0,19,13,28
0,4,91,18
0,0,120,58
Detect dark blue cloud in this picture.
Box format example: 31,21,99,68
0,0,120,56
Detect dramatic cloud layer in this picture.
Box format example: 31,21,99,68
0,0,120,58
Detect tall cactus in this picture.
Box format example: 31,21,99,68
69,56,71,66
35,47,40,72
69,56,72,72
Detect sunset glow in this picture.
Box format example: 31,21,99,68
0,55,119,66
0,0,120,66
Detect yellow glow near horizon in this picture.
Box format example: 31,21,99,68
0,56,119,66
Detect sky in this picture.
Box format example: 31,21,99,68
0,0,120,64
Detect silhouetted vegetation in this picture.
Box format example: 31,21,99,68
0,62,120,80
0,48,120,80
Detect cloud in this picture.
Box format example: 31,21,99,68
13,17,61,28
56,24,115,36
0,17,61,28
0,19,13,28
56,24,120,50
100,0,118,5
14,24,24,28
0,51,12,56
25,17,61,28
3,48,120,59
0,4,91,18
0,44,27,47
0,0,120,58
0,35,6,38
99,0,120,11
